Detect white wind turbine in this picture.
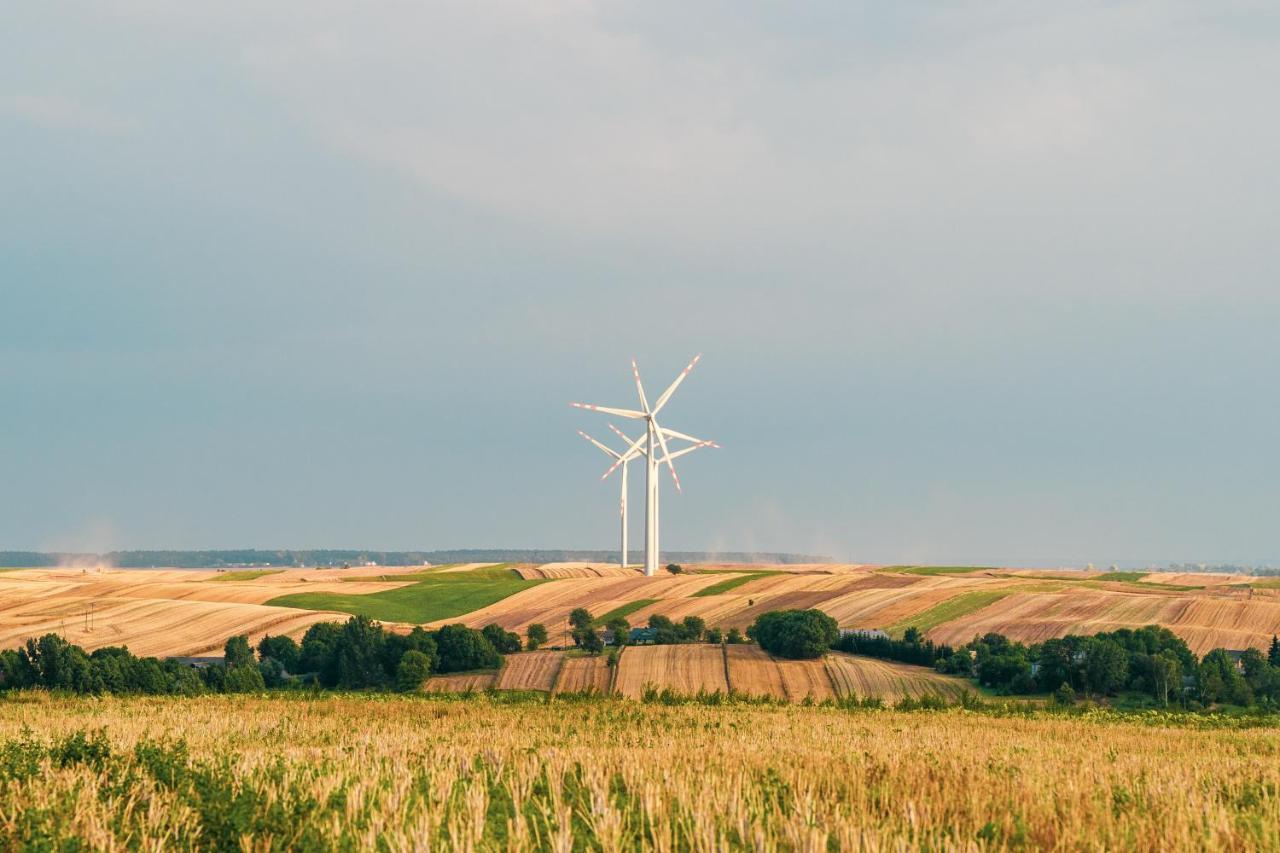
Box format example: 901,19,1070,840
572,354,717,576
577,425,717,569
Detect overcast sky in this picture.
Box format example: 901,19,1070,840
3,1,1278,565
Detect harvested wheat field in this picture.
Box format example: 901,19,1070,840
724,644,786,697
614,644,729,698
495,650,564,691
423,672,497,692
513,563,638,579
4,694,1279,850
824,653,972,702
552,655,612,694
928,589,1280,655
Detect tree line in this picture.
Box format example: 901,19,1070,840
0,617,526,695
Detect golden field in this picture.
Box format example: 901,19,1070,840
3,562,1279,668
1,693,1277,850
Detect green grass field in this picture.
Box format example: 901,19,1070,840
887,590,1011,638
207,569,284,582
596,599,659,623
266,565,544,624
692,571,780,596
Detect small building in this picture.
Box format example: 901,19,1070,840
628,627,657,645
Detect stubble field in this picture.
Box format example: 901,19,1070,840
1,693,1277,850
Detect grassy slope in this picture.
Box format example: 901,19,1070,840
692,572,780,597
886,590,1011,638
597,599,659,623
266,565,545,624
208,569,285,582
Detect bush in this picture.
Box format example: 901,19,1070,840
1052,683,1076,707
748,610,839,659
526,623,548,650
666,564,683,574
396,650,433,692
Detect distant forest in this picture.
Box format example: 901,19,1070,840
0,549,832,568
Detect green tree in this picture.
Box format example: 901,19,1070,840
482,624,523,654
706,627,723,644
1051,683,1076,707
256,635,300,672
568,608,593,632
666,563,683,574
335,615,387,689
1082,638,1129,696
605,616,631,646
747,610,839,659
725,627,744,645
435,624,502,673
679,616,706,643
396,650,433,692
578,627,605,655
902,627,922,645
223,662,266,693
1269,635,1280,667
224,634,256,669
527,623,548,650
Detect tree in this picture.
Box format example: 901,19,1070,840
1270,635,1280,668
568,608,593,632
649,615,680,645
299,622,342,677
1051,683,1076,707
902,627,922,645
606,616,631,646
224,634,255,669
334,615,387,689
578,627,605,655
725,628,744,645
223,662,266,693
396,650,433,692
747,610,839,659
706,627,723,644
256,635,300,673
666,563,683,574
679,616,706,643
1082,638,1129,696
435,624,502,673
527,623,548,650
482,624,522,654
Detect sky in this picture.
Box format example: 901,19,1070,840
3,1,1278,566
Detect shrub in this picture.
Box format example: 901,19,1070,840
396,650,433,692
748,610,839,659
526,623,548,650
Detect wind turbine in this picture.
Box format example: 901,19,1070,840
578,426,718,569
576,429,643,568
572,354,716,576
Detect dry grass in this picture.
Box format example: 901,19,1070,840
1,693,1277,850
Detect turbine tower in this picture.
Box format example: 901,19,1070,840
578,426,717,569
576,429,642,567
573,354,717,576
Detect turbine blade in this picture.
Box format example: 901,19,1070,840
651,353,701,415
662,440,716,463
608,423,648,459
601,430,649,479
652,419,683,493
660,426,720,448
571,402,647,419
577,430,622,460
631,358,651,414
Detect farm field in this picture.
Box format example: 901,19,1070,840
2,693,1277,850
2,562,1279,659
